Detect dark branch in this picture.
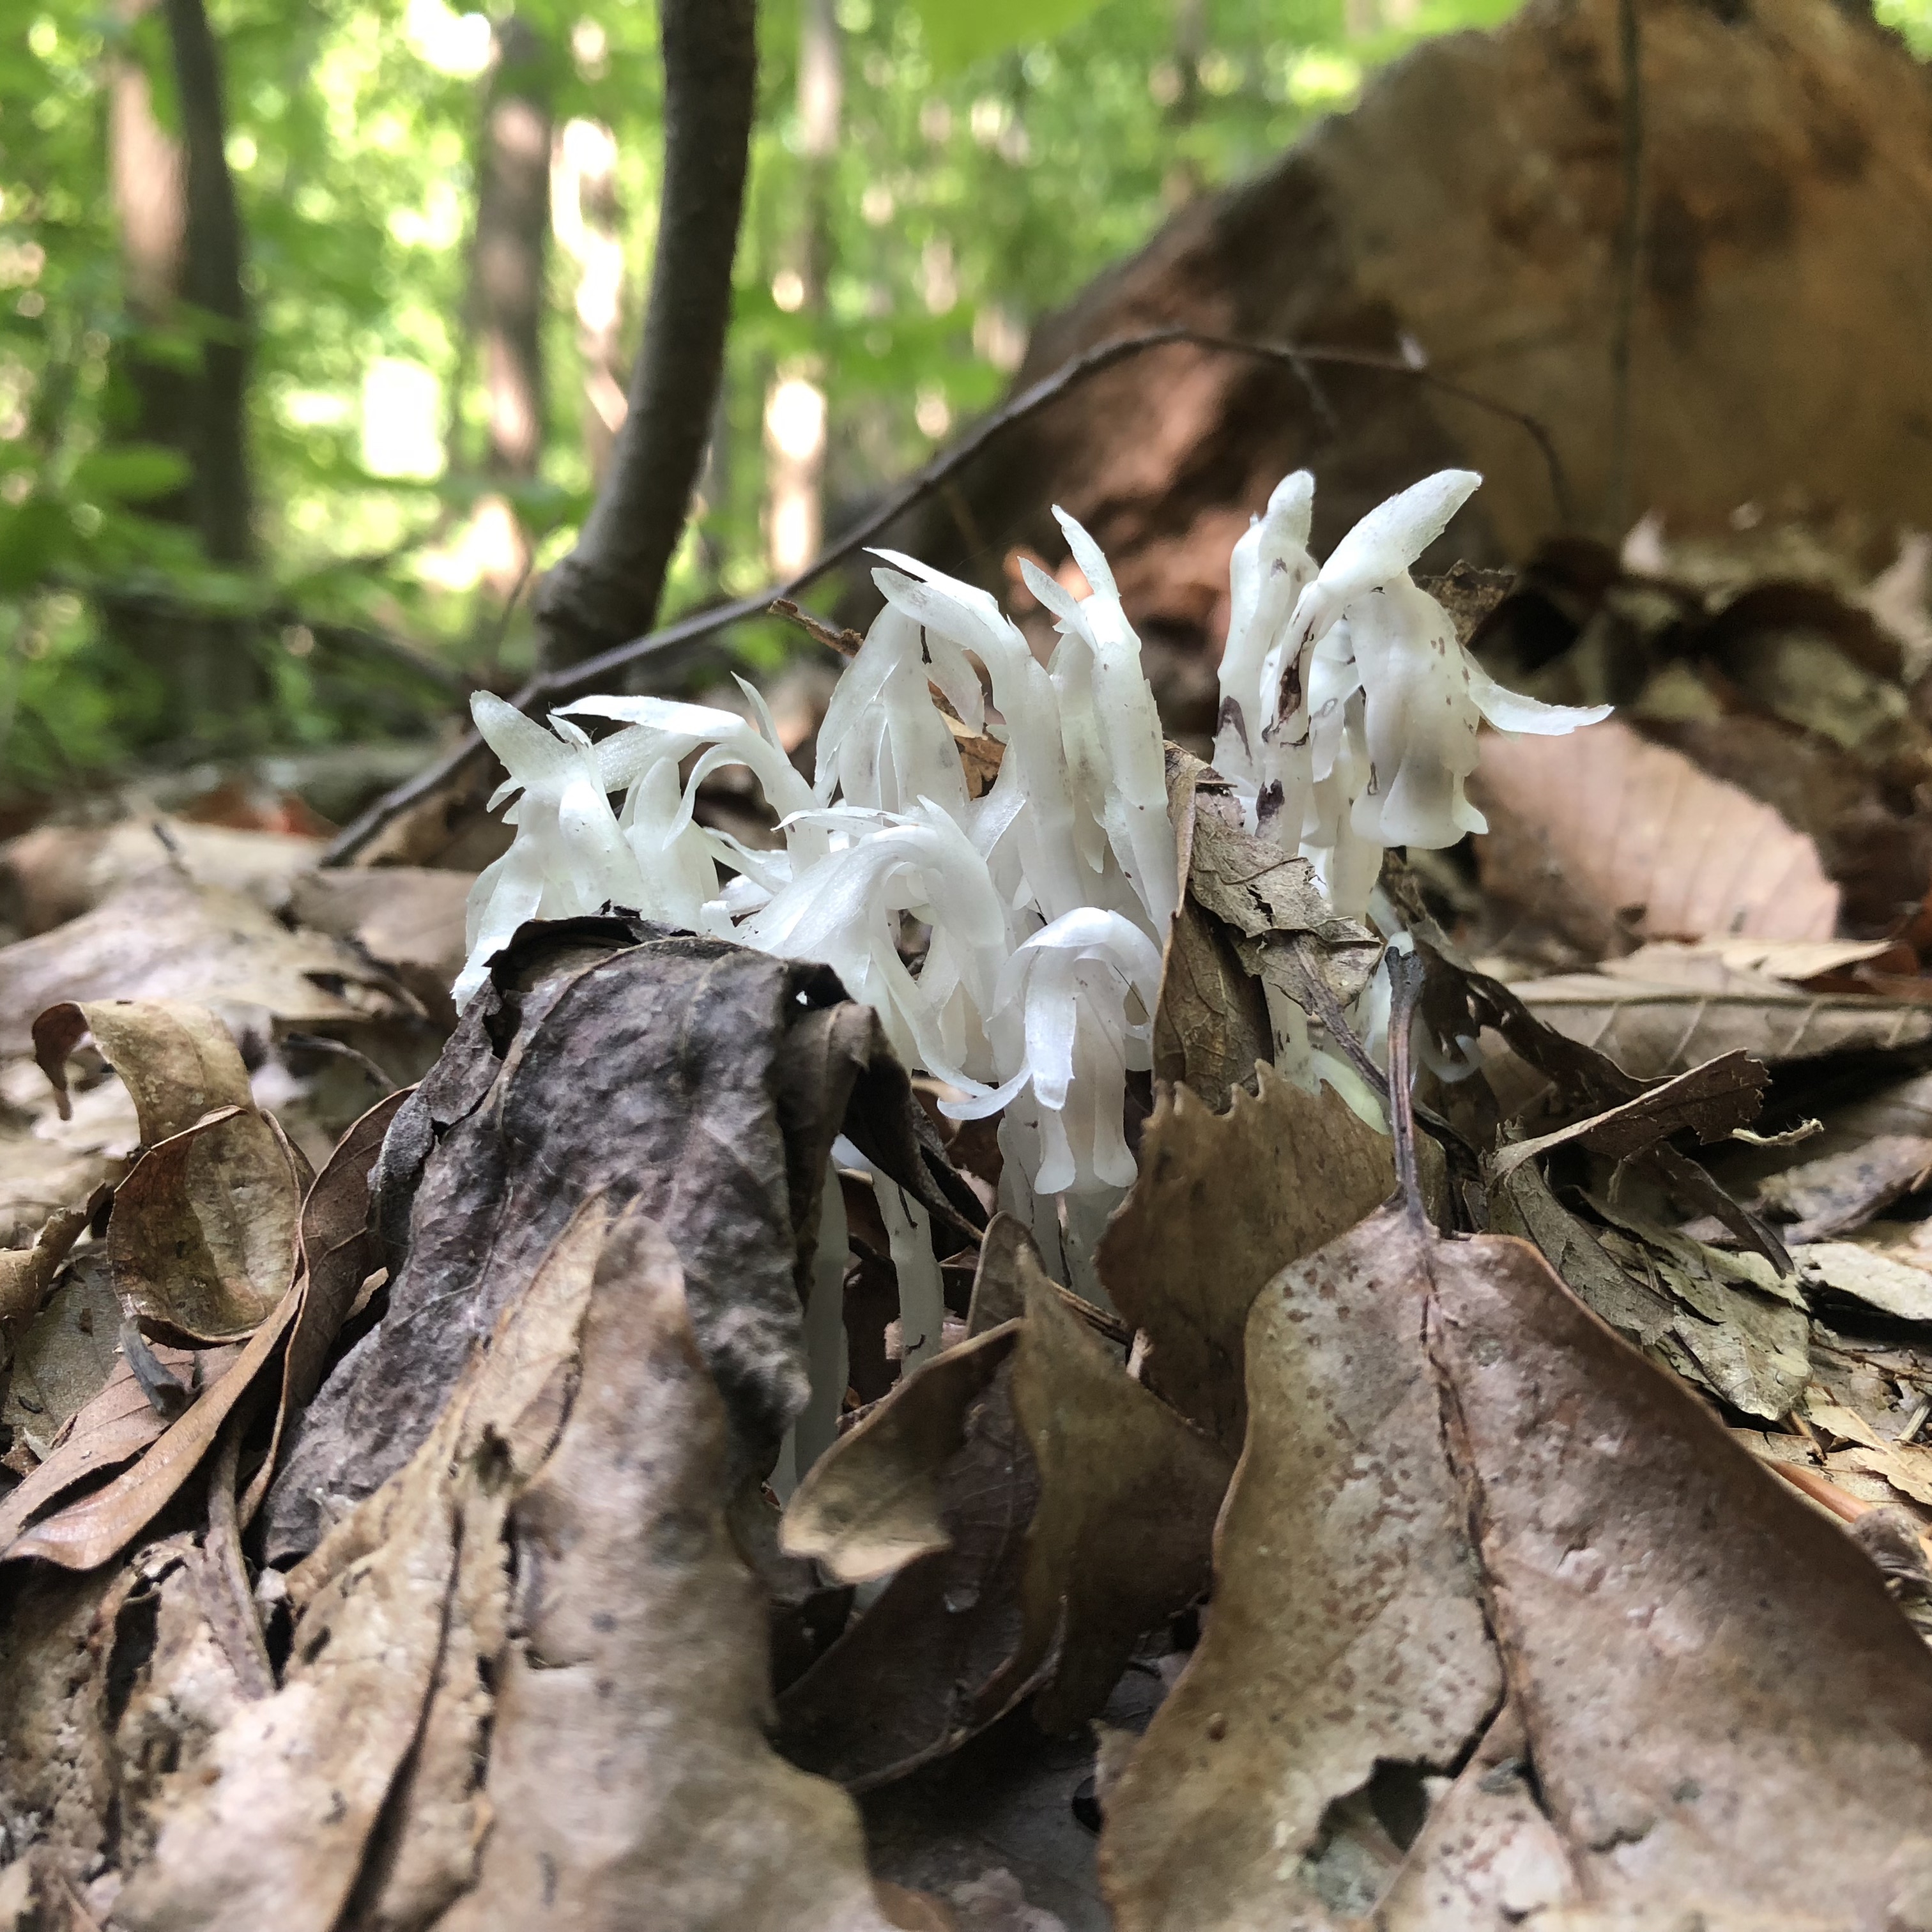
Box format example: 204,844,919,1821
162,0,253,567
323,325,1572,865
533,0,757,670
1604,0,1646,538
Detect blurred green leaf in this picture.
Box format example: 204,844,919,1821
0,498,76,593
910,0,1110,70
70,444,192,503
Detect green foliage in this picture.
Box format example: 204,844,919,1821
911,0,1110,72
0,0,1567,799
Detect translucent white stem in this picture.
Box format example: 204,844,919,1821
794,1163,850,1471
1062,1190,1123,1312
771,1430,800,1503
878,1176,945,1372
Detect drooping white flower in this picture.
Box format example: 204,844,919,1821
943,907,1162,1198
1215,470,1316,799
740,800,1009,1092
456,693,650,1008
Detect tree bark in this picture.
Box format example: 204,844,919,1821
763,0,839,579
104,0,259,737
162,0,252,569
553,118,629,486
473,17,552,484
534,0,757,673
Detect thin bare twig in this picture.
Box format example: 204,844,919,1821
1604,0,1646,538
323,326,1571,866
1385,947,1427,1222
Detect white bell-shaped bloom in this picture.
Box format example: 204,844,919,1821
1215,470,1316,798
944,907,1161,1197
741,801,1009,1092
456,694,650,1008
812,604,970,820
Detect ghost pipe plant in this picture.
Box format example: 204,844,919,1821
455,468,1609,1276
1213,468,1610,916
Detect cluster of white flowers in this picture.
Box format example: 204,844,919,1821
455,467,1607,1249
1211,467,1608,912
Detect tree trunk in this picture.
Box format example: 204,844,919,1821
466,14,553,596
763,0,839,579
535,0,758,673
103,0,260,739
553,118,629,486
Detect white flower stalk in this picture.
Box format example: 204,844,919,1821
1213,468,1609,914
813,604,971,820
1022,505,1179,932
1215,469,1316,801
456,693,650,1008
869,553,1089,924
944,907,1162,1199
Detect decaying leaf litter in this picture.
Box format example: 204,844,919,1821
9,512,1932,1929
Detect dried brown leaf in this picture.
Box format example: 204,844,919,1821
1756,1132,1932,1240
1513,967,1932,1082
1152,753,1269,1112
434,1211,895,1932
1185,809,1383,1009
1798,1240,1932,1324
777,1342,1041,1791
0,871,412,1056
1590,1199,1811,1421
266,931,960,1562
0,819,321,933
1488,1048,1767,1181
1100,1206,1932,1929
0,1200,93,1354
1009,1243,1232,1731
783,1321,1022,1584
1475,716,1841,943
1096,1062,1400,1450
0,1342,233,1551
3,1283,296,1570
1490,1162,1676,1347
1,1255,123,1449
965,1212,1034,1337
0,1129,118,1253
1098,1206,1503,1931
107,1107,304,1342
0,1561,142,1873
32,1000,254,1143
111,1197,617,1932
287,864,473,1023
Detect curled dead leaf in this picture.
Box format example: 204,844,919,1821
1009,1241,1232,1732
108,1107,305,1342
782,1320,1022,1584
1100,1205,1932,1929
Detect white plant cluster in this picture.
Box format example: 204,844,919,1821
1211,466,1608,914
454,467,1608,1236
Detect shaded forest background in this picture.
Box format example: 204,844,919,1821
0,0,1532,804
